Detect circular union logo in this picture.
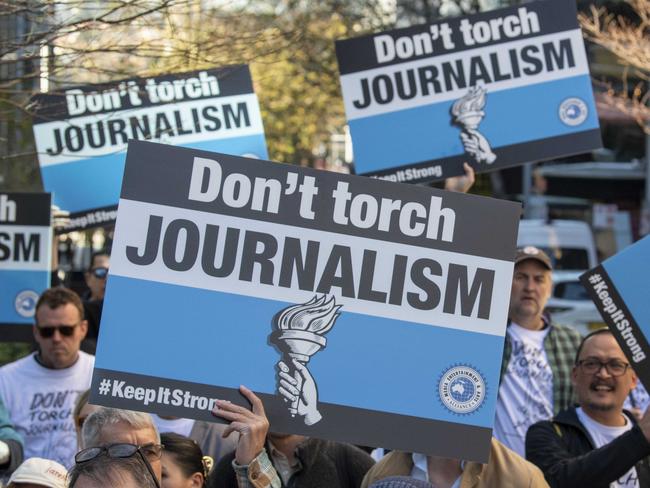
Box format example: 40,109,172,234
438,365,486,415
15,290,39,318
559,97,588,126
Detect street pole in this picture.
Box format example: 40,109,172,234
522,162,532,218
641,78,650,237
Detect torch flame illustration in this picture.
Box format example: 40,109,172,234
452,86,486,129
273,295,341,361
277,295,340,333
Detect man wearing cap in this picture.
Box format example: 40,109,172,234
493,246,581,456
0,288,94,468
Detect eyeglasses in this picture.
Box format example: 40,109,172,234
577,358,630,377
90,266,109,279
35,323,79,338
76,442,163,464
75,443,163,488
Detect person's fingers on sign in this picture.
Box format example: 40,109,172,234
444,162,475,194
211,385,269,465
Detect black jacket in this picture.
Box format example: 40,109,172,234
526,406,650,488
210,437,374,488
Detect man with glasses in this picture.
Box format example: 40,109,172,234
68,448,159,488
526,328,650,487
83,250,109,303
0,288,94,468
80,407,163,483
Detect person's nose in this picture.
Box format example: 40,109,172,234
595,363,613,378
523,277,536,292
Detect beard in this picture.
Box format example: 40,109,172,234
585,400,616,412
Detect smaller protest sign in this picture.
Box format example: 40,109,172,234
31,65,267,232
580,236,650,385
335,0,601,183
0,193,52,340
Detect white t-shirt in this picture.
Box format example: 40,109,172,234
0,352,94,468
494,323,554,456
152,415,195,438
576,408,639,488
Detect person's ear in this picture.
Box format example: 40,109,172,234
79,320,88,340
630,370,638,392
190,472,204,487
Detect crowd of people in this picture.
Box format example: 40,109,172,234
1,167,648,488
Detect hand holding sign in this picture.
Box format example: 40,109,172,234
444,163,475,194
212,385,269,466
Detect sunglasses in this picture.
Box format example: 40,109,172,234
35,323,79,338
75,443,163,488
90,266,109,279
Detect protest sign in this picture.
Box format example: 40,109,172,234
335,0,601,183
31,65,268,232
90,140,521,462
0,193,52,340
581,236,650,386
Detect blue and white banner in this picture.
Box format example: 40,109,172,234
0,193,52,338
336,0,601,183
90,140,521,462
581,236,650,386
31,65,268,231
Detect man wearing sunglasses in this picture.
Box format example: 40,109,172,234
0,288,94,468
84,251,109,302
526,329,650,487
82,250,110,354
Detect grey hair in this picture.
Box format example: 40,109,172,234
81,407,160,449
68,453,158,488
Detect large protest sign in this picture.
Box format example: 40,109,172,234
581,236,650,386
90,140,521,461
0,193,52,340
31,65,267,231
336,0,601,183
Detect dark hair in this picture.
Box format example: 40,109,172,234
35,287,84,322
161,432,210,481
68,455,158,488
88,249,110,271
574,328,613,364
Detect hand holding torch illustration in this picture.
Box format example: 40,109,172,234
270,295,341,426
451,86,496,165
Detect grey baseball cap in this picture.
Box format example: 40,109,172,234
514,246,552,270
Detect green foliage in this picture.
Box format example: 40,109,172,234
0,342,31,367
252,14,351,165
